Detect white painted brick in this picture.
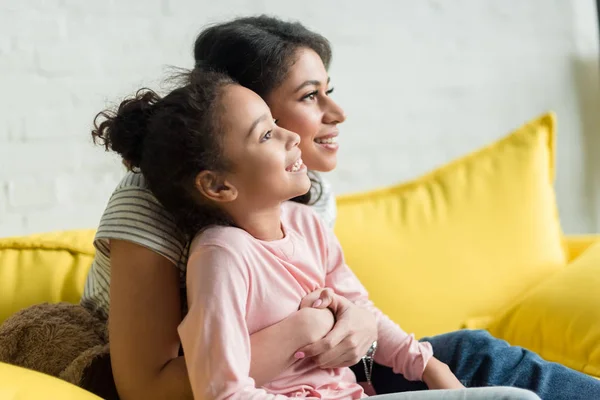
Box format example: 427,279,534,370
0,0,599,236
164,0,260,17
22,109,82,140
2,0,64,12
0,143,81,180
23,204,105,233
54,171,123,205
6,176,57,209
0,214,28,238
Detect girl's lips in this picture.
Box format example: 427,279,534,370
285,157,306,172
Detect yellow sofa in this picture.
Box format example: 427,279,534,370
1,113,599,397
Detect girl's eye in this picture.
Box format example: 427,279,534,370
326,87,334,95
261,130,272,142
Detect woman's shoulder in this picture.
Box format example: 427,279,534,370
309,173,337,229
114,170,150,190
103,171,171,219
95,171,187,264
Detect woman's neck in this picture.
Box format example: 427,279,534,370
227,204,284,241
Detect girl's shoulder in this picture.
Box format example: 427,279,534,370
282,201,328,238
190,225,252,253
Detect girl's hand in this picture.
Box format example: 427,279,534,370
294,307,335,346
299,288,336,310
298,288,377,369
422,357,465,390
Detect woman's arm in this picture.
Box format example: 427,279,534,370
109,240,331,400
109,239,190,400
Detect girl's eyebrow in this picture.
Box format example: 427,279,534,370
294,77,331,93
247,113,270,138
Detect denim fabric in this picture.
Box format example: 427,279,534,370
351,330,600,400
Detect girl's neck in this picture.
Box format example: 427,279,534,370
227,204,284,241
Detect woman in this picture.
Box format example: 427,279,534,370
84,15,600,400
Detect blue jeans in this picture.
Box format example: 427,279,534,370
351,330,600,400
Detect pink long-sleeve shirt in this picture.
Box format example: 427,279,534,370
178,202,433,400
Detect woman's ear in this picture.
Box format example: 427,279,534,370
194,171,238,203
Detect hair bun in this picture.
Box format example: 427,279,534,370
92,89,160,170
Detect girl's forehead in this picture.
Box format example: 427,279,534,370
219,85,270,131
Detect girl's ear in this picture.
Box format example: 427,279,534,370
194,171,238,203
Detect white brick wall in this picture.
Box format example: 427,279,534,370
1,0,599,236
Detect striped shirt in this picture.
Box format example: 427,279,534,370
81,171,337,320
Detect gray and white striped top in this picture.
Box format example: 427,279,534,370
81,171,337,320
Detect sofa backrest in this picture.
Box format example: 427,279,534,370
0,230,96,323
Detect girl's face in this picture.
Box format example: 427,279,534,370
266,48,346,173
217,84,312,208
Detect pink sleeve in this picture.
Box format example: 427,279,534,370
322,229,433,381
178,245,288,400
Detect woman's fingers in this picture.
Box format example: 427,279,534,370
298,320,347,358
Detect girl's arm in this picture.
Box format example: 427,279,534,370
108,240,330,400
180,244,291,400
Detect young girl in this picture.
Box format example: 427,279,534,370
92,69,539,400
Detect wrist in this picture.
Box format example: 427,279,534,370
294,307,334,344
422,357,446,384
422,357,463,389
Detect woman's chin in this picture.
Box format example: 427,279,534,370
305,155,337,173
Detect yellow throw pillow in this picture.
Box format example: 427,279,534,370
0,361,101,399
487,241,600,377
334,113,567,338
0,229,96,324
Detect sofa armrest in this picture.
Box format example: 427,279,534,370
563,235,600,263
0,362,101,399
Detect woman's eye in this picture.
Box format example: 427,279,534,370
326,87,335,95
273,119,279,125
303,91,318,101
261,130,272,142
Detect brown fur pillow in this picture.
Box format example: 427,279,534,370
0,302,119,399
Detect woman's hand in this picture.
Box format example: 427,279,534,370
422,357,465,390
297,288,377,369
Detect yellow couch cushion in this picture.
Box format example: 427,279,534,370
487,242,600,377
0,230,96,324
335,113,567,338
0,362,101,399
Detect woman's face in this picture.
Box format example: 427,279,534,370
217,84,312,208
266,48,346,173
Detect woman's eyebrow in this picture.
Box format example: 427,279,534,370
294,77,331,93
